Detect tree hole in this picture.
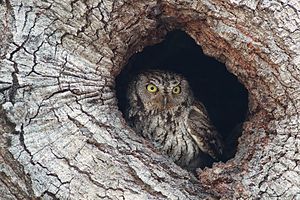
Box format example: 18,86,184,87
116,30,249,167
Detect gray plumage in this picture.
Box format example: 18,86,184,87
126,70,223,170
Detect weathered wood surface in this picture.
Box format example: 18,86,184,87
0,0,299,199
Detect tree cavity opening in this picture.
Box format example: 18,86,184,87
116,30,249,165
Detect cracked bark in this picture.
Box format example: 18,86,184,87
0,0,299,199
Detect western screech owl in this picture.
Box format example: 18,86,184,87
126,70,223,170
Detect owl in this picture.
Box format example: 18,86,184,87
126,70,223,170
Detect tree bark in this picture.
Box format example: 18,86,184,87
0,0,299,199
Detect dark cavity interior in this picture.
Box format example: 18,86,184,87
116,30,249,161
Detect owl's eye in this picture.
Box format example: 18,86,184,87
146,84,158,93
172,85,181,94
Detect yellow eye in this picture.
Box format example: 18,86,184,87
146,84,158,93
172,85,181,94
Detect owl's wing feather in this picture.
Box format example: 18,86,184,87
187,102,223,160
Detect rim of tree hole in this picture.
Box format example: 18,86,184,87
116,30,249,166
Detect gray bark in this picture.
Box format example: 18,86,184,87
0,0,299,199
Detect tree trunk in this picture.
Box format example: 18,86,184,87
0,0,299,199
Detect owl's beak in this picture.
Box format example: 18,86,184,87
163,96,168,108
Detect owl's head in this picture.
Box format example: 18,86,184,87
128,70,193,112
